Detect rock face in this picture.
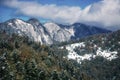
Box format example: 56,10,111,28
0,18,111,44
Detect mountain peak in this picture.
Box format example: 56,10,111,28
5,18,28,26
28,18,42,26
7,18,24,23
28,18,39,22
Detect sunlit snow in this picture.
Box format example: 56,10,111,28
61,42,118,64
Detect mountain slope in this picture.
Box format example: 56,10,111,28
0,18,53,44
0,18,111,44
43,22,74,42
59,30,120,80
72,23,111,39
60,30,120,63
0,28,119,80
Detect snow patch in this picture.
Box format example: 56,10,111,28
8,22,12,26
62,42,118,64
96,47,118,61
2,66,5,70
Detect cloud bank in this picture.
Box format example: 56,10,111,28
3,0,120,30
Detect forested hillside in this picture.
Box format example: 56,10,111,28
0,30,120,80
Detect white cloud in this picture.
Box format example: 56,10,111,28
79,0,120,30
4,0,120,30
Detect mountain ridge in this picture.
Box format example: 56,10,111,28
0,18,111,44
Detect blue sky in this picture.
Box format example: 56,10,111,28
38,0,100,8
0,0,120,30
0,0,100,22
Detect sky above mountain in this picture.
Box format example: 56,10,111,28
0,0,120,30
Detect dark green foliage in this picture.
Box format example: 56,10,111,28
0,53,15,80
12,51,20,63
79,56,120,80
38,70,46,80
51,71,60,80
0,32,78,80
74,47,87,56
0,30,120,80
15,41,20,49
0,40,13,51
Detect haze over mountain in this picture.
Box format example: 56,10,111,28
0,18,111,44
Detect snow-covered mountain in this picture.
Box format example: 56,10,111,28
0,18,111,44
44,22,74,43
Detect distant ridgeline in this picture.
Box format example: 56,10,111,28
0,18,111,45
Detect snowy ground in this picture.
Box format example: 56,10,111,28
60,42,118,64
